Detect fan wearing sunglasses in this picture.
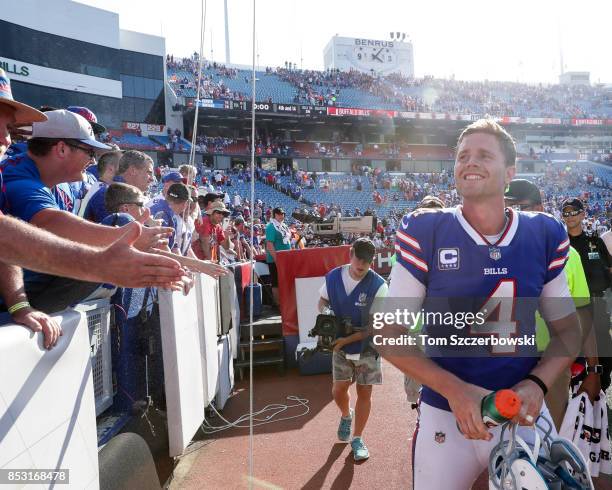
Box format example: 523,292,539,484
561,197,612,396
505,180,601,429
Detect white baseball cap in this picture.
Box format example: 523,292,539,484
31,109,111,151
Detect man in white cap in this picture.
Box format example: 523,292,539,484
0,71,185,348
0,109,174,313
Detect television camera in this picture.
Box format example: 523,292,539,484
291,209,376,245
297,313,353,361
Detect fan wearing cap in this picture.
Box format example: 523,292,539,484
0,73,186,347
192,193,228,260
505,180,600,428
0,70,65,348
0,110,174,313
561,197,612,396
64,106,107,215
196,201,232,262
265,207,293,306
317,238,387,462
148,183,195,257
151,171,183,203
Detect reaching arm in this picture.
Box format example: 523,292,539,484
30,208,173,251
0,215,184,288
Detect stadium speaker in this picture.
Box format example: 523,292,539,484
98,432,161,490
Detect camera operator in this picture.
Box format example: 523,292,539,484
562,198,612,392
317,238,388,461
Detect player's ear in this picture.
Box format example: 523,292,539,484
505,165,516,185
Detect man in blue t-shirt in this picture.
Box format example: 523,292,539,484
318,238,387,462
1,110,173,313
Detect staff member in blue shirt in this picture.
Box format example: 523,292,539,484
318,238,387,461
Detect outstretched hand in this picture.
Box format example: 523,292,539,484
101,221,185,288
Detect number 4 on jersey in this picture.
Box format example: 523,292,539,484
472,279,518,353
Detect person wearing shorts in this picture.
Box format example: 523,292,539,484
318,238,387,461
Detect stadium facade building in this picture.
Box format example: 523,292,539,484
0,0,166,130
324,35,414,77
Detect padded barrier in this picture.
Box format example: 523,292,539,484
0,309,99,489
160,272,234,457
197,274,221,406
215,335,235,410
158,285,205,458
295,276,325,343
98,432,160,490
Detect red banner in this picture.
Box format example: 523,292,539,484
570,118,612,126
327,106,397,118
275,246,395,335
276,246,350,335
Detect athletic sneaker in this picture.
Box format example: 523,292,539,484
337,408,354,442
351,437,369,461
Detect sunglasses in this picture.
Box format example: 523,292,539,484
510,203,536,211
562,209,582,218
64,141,96,159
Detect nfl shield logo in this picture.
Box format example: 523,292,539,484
434,431,445,444
489,247,502,261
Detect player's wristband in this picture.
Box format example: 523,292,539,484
525,374,548,396
8,301,31,315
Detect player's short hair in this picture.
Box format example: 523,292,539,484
105,182,144,213
97,150,121,176
417,195,445,210
117,150,152,175
456,118,516,167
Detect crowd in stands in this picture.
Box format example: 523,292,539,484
168,55,611,119
1,59,612,351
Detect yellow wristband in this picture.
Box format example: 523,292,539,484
8,301,31,315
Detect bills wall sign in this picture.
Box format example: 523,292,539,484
438,248,459,271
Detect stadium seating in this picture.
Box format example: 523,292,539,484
167,58,612,119
150,135,192,152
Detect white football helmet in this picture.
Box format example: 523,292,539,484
488,417,594,490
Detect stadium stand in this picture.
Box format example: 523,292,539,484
167,55,612,119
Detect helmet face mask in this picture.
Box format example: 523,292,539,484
488,420,594,490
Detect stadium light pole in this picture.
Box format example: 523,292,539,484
248,0,256,487
224,0,231,64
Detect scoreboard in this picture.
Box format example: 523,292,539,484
324,36,414,77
